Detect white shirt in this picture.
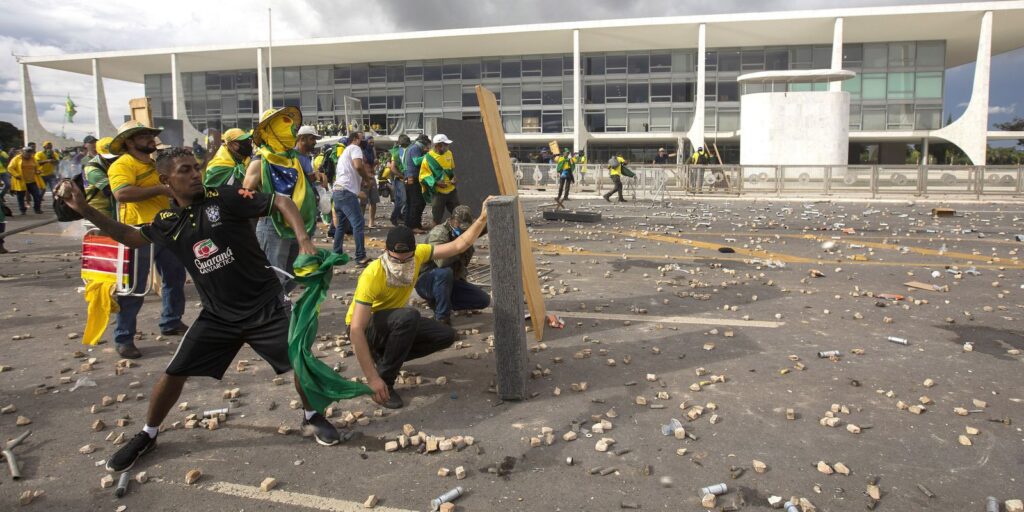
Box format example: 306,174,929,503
334,144,364,195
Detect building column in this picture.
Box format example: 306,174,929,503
572,29,586,154
257,47,268,115
93,59,118,137
19,63,76,148
170,53,205,145
933,11,992,165
829,18,844,92
686,23,706,153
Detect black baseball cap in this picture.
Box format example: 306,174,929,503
386,226,417,253
83,135,98,144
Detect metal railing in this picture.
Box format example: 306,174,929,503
512,163,1024,199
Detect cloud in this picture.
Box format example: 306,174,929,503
989,104,1016,115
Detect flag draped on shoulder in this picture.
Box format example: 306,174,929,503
288,249,372,412
258,146,317,238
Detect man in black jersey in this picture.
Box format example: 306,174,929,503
57,148,364,473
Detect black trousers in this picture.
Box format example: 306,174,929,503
404,181,426,229
557,177,573,200
363,307,456,386
603,175,624,201
431,189,460,225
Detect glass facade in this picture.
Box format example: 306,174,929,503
142,40,945,136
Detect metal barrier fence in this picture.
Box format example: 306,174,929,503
512,163,1024,199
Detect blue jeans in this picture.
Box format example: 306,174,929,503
390,178,406,225
115,244,186,346
256,217,304,294
415,267,491,320
16,182,43,213
332,189,365,260
42,174,57,193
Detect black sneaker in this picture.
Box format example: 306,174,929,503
382,386,404,409
160,322,189,336
116,343,142,359
302,412,341,446
106,431,156,472
603,195,611,203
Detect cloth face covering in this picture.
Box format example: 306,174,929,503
381,253,416,287
259,115,297,153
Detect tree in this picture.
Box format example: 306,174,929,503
994,117,1024,146
0,121,23,151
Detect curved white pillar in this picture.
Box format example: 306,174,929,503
829,18,844,92
933,11,991,165
170,53,205,145
257,48,269,115
572,29,589,154
19,63,78,148
687,23,706,152
93,59,119,138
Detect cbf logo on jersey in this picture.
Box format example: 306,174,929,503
192,239,219,259
205,205,221,223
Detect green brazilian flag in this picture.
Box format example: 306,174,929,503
289,249,372,412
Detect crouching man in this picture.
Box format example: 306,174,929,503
415,205,490,325
57,148,353,474
346,200,491,409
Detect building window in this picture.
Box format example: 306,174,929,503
502,114,521,133
650,107,671,131
522,58,542,77
502,85,521,106
522,85,542,106
543,58,562,77
863,44,888,68
650,54,671,73
424,87,442,108
915,42,944,67
350,64,368,85
915,106,941,130
585,112,605,132
887,72,914,99
915,72,942,99
585,84,605,104
386,93,403,109
672,51,695,73
501,60,521,79
442,63,461,80
765,49,788,70
718,50,740,72
651,82,671,103
542,112,562,133
627,54,649,74
628,109,648,132
606,55,627,74
889,42,914,67
443,84,461,107
334,66,351,84
482,59,501,78
842,75,862,100
522,110,541,132
405,64,423,81
627,83,648,103
585,55,605,75
812,46,832,69
386,65,405,83
462,89,479,108
862,73,887,100
887,104,914,129
843,45,863,67
849,104,862,130
606,108,626,132
301,91,317,111
542,87,562,105
672,82,695,102
718,82,739,102
318,93,334,111
462,62,480,80
606,82,627,103
862,107,886,130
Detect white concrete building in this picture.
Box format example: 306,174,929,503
16,2,1024,165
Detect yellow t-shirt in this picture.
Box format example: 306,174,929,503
108,153,169,226
34,149,59,177
346,244,434,325
609,156,625,177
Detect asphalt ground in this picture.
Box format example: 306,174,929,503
0,193,1022,511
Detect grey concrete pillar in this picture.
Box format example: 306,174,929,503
486,195,529,401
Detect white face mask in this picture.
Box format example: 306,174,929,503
381,253,416,287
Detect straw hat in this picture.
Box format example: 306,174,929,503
109,120,162,155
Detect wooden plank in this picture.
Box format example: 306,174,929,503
476,85,546,341
487,196,530,400
128,97,153,128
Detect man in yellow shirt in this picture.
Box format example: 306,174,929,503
346,200,490,409
419,134,459,225
9,147,44,214
107,121,187,359
34,141,60,192
602,155,628,203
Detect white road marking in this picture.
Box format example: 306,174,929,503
196,481,418,512
548,310,783,328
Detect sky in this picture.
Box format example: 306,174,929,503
1,0,1021,143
